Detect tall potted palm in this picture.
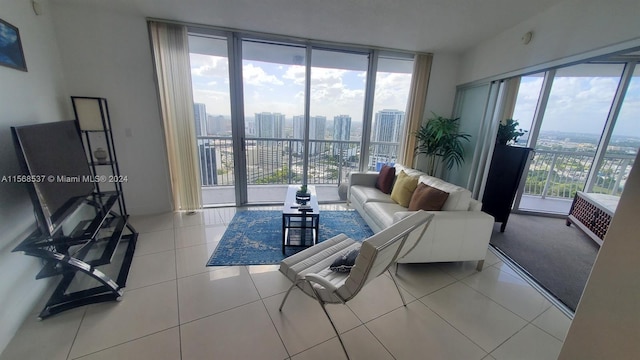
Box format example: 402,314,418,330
414,114,470,176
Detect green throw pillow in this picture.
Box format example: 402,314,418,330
390,170,419,207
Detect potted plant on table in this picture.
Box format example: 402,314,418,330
296,184,311,204
414,113,471,177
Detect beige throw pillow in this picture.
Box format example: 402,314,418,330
390,170,419,207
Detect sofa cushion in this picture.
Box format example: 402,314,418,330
418,175,472,211
390,170,419,207
350,185,396,205
363,201,408,229
408,183,449,211
375,165,395,194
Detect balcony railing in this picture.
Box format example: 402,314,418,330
523,149,634,199
196,136,401,187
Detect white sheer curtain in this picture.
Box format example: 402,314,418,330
400,53,433,166
149,21,202,211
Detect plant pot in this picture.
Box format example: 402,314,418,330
295,192,311,204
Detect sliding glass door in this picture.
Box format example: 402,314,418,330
515,63,626,213
308,49,369,199
241,40,306,203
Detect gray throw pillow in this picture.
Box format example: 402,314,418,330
329,247,360,273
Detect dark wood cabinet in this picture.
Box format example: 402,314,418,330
482,145,533,232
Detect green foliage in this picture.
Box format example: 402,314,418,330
414,113,470,176
496,119,527,145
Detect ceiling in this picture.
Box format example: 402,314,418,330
51,0,566,53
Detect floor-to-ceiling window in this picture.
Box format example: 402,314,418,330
590,64,639,196
368,54,414,171
188,34,236,205
188,29,416,206
308,49,368,186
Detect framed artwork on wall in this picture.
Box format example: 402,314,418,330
0,18,27,72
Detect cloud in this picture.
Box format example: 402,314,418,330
190,54,228,78
373,72,412,111
243,63,284,86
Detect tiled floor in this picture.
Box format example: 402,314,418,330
1,205,571,360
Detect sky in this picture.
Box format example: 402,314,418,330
189,52,412,125
512,67,640,138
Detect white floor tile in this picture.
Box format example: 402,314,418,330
462,266,551,321
421,282,527,352
134,229,175,256
129,213,174,233
436,260,483,280
68,281,179,359
366,301,487,360
345,274,416,323
491,261,519,277
175,242,220,278
0,307,85,360
263,288,362,356
180,301,288,360
291,325,394,360
394,263,458,298
174,224,225,248
247,265,293,299
532,306,572,341
125,250,176,291
177,266,260,324
173,211,208,227
491,324,563,360
71,327,180,360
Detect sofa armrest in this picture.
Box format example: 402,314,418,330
349,172,379,187
395,210,495,263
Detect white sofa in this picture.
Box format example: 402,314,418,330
348,164,494,270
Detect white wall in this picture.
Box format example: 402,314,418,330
458,0,640,84
50,2,172,215
0,0,70,353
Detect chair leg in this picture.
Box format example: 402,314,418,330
279,281,299,311
307,282,350,360
476,260,485,272
387,269,407,306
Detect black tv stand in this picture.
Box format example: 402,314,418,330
13,192,137,320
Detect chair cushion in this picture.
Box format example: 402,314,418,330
390,170,419,207
329,247,361,273
375,165,395,194
408,183,449,211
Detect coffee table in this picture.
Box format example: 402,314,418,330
282,185,319,254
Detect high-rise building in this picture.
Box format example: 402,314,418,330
193,103,207,136
206,115,226,135
255,112,284,138
333,115,351,141
292,115,326,155
371,109,404,165
333,115,351,156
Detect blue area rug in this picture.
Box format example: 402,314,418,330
207,210,374,266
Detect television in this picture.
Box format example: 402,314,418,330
12,120,95,235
